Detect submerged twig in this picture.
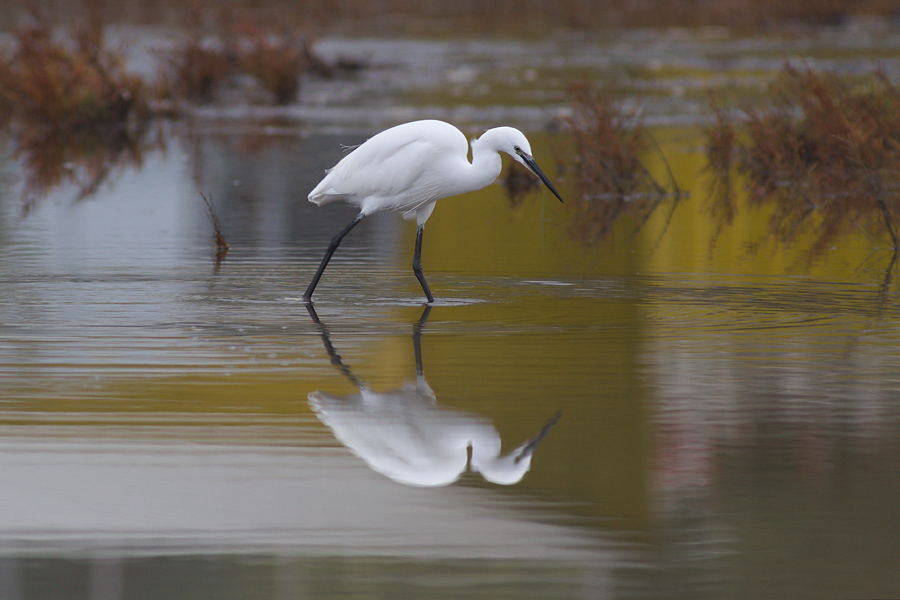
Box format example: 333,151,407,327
879,198,899,251
200,191,229,265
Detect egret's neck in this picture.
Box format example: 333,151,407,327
467,137,504,191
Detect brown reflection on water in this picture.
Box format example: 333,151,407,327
11,123,161,213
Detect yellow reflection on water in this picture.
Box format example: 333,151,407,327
2,124,899,585
415,128,898,283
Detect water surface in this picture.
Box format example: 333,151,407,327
2,124,899,599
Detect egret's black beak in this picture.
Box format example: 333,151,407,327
518,150,563,203
514,411,562,464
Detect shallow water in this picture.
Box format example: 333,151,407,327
1,120,899,600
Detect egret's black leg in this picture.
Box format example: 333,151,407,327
305,303,363,388
412,305,432,377
412,224,435,304
304,213,365,302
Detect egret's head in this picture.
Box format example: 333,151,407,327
470,410,562,486
480,126,563,203
493,127,533,164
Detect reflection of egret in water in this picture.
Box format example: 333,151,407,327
307,306,560,487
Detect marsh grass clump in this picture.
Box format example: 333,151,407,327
159,8,336,106
704,95,739,227
156,12,230,104
0,11,147,135
0,9,155,212
237,35,306,104
706,65,900,256
565,83,680,244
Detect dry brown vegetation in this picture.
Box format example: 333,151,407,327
0,4,353,128
0,4,356,211
0,10,147,134
0,8,156,212
704,95,739,227
157,7,339,106
705,64,900,257
564,83,681,245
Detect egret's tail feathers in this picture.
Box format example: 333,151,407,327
308,192,346,206
308,390,343,413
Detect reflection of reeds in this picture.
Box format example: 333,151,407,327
706,65,900,258
15,125,157,213
704,94,738,227
502,160,540,207
565,83,680,245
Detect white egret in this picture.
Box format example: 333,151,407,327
303,120,563,303
306,305,561,487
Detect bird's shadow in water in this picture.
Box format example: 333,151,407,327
305,304,561,488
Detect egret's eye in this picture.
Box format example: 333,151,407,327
514,146,522,154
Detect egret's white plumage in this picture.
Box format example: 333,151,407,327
309,121,467,224
303,119,562,303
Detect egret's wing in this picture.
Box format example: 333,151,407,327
308,121,469,213
316,139,428,198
